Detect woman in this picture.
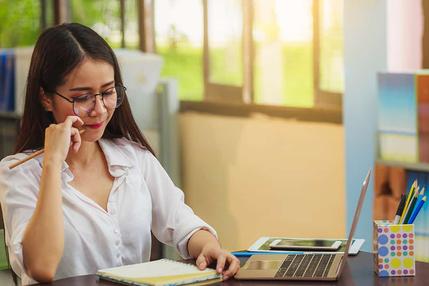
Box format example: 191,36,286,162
0,23,239,284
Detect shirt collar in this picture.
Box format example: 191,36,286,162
34,138,133,178
98,138,133,171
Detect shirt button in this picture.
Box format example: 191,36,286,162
114,229,119,234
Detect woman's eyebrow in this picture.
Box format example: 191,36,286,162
68,81,115,91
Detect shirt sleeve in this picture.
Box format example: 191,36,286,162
140,150,217,259
0,157,40,281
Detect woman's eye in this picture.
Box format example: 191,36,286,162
74,94,91,102
102,89,115,96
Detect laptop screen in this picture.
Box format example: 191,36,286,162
337,170,371,274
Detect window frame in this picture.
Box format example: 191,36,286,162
202,0,250,104
313,0,342,109
147,0,342,122
202,0,343,110
51,0,140,49
51,0,342,123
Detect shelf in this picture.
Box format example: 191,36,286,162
0,112,21,120
376,159,429,172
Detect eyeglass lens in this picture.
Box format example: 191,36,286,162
73,86,125,116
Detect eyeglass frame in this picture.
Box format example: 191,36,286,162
52,85,127,116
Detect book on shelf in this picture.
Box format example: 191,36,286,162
417,74,429,163
377,72,418,163
96,258,222,286
0,50,15,112
377,71,429,164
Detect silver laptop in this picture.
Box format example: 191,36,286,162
235,170,371,281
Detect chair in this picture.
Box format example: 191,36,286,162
0,204,18,285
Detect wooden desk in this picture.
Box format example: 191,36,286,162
34,252,429,285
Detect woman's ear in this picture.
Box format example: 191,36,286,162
39,88,53,111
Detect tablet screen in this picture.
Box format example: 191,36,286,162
275,239,338,247
269,239,342,250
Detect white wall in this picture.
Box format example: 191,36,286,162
344,0,425,252
344,0,387,251
387,0,423,71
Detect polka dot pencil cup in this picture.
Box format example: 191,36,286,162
373,220,415,277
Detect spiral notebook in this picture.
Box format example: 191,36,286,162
96,259,222,286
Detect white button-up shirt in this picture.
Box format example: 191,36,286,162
0,138,216,285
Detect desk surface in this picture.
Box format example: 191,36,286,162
34,252,428,286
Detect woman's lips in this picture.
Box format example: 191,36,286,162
85,122,104,129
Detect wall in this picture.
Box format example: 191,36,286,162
387,0,423,71
344,1,387,251
179,112,344,250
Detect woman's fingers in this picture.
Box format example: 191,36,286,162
62,116,84,152
59,117,81,153
64,115,84,128
196,254,207,270
70,127,82,152
215,254,226,274
44,116,85,161
222,255,240,279
196,245,240,280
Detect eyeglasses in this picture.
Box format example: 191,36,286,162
54,85,126,116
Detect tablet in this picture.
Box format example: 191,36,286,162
269,238,342,251
248,236,365,255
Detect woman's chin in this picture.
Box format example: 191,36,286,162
81,129,105,142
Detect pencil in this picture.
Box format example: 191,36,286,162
8,149,45,169
408,196,427,224
393,193,406,224
403,188,420,224
400,180,417,223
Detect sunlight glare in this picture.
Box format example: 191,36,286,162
275,0,313,42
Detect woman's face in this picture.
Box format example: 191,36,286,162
48,58,116,142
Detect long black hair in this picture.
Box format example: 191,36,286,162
15,23,155,155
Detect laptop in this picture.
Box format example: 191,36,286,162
235,170,371,281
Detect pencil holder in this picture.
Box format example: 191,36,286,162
373,220,415,277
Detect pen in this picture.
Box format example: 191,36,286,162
231,251,304,257
393,193,406,224
403,187,420,224
408,196,426,224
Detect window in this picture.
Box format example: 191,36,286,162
152,0,344,112
253,0,313,107
154,0,204,101
70,0,139,49
319,0,343,93
0,0,41,48
0,0,343,118
206,0,243,87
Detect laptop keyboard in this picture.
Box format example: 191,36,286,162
274,254,335,278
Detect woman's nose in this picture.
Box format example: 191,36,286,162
90,95,107,116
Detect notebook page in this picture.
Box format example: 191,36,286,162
98,259,215,278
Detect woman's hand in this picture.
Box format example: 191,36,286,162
195,244,240,280
44,116,84,163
